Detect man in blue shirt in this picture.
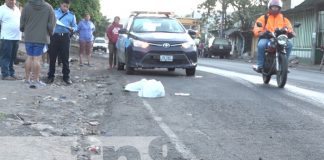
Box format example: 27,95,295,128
47,0,77,85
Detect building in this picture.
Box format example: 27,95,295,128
177,18,200,30
282,0,291,10
284,0,324,64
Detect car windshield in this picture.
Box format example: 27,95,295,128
213,39,230,45
131,17,185,33
95,39,106,43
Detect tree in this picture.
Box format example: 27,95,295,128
198,0,217,25
1,0,108,36
198,0,231,37
227,0,267,56
94,16,110,37
218,0,230,37
229,0,267,30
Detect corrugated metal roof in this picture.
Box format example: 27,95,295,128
295,0,324,8
287,0,324,12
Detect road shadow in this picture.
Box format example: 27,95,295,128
121,69,191,78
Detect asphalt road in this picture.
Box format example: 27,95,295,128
110,57,324,160
2,50,324,159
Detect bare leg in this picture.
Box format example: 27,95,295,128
32,56,42,81
79,41,85,65
25,56,33,81
108,43,114,69
87,42,92,65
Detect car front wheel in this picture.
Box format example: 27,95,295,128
186,68,196,76
125,53,134,75
117,57,125,70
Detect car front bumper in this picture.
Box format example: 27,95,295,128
93,46,107,50
127,47,197,69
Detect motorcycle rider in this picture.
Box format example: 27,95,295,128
253,0,295,72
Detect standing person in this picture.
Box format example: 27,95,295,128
77,13,95,66
106,16,122,69
0,0,21,80
20,0,56,86
198,42,205,57
46,0,77,85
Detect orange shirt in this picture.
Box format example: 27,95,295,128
253,13,293,37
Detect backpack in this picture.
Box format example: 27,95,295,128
263,13,286,29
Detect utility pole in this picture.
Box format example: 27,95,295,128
220,0,227,38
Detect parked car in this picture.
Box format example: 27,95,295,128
208,38,231,58
93,37,108,52
116,11,198,76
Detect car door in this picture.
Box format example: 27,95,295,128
116,33,128,63
116,17,134,64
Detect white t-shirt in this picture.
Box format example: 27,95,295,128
0,4,21,40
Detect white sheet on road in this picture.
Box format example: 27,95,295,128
125,79,165,98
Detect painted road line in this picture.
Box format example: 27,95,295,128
197,66,324,108
142,100,198,160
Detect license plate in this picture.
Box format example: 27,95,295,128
160,55,173,62
219,45,224,49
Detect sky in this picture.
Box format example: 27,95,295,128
100,0,204,22
100,0,306,23
291,0,304,8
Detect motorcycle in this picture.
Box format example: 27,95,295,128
254,22,301,88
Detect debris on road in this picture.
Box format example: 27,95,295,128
43,96,59,101
87,121,100,135
87,145,101,154
175,93,191,96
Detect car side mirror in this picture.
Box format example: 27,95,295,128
187,29,196,36
293,22,301,28
118,28,127,34
256,22,263,27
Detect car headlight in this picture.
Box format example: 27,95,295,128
182,42,196,49
133,39,150,48
277,35,288,46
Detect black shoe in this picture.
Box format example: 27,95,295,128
46,77,54,84
252,65,263,73
63,78,72,85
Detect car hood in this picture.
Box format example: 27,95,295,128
130,32,193,43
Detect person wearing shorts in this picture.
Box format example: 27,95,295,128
20,0,56,86
24,43,47,85
77,13,95,66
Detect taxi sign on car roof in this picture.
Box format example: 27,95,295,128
131,11,174,17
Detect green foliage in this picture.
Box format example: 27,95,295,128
198,0,268,31
94,16,111,37
0,0,110,37
198,0,217,24
229,0,267,30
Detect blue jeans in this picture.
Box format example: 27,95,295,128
257,39,293,67
0,40,19,78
